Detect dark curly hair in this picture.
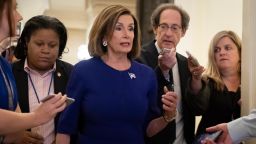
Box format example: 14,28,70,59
14,15,67,60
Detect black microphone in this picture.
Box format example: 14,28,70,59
166,83,174,91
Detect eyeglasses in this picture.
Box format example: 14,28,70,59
158,23,182,33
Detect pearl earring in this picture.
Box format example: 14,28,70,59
103,41,107,47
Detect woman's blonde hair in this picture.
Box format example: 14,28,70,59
204,30,241,90
88,5,141,59
0,0,14,36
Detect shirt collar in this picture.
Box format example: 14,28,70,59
24,58,56,76
155,41,162,54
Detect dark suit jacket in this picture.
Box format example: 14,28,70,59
12,59,73,131
137,41,195,144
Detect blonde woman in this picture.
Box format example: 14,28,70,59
187,30,241,138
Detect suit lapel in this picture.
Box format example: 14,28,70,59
54,60,68,94
13,60,30,112
176,54,190,101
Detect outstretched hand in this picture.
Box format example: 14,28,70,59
202,123,232,144
187,57,205,80
158,48,177,72
33,92,67,125
187,57,205,94
16,131,44,144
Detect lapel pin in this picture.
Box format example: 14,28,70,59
57,72,61,77
128,72,136,79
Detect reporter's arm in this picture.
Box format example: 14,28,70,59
0,109,38,134
146,116,170,137
0,94,66,135
227,109,256,143
147,89,177,137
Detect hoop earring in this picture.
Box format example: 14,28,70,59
103,41,107,47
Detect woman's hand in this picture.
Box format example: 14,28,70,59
188,56,205,80
16,131,44,144
162,86,177,122
202,123,232,144
188,57,205,94
33,92,67,126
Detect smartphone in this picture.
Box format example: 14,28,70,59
40,94,75,106
40,94,55,102
186,51,199,66
193,130,223,144
207,130,223,141
66,97,75,106
166,83,174,91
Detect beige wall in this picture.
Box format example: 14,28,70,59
175,0,242,67
62,29,87,64
16,0,243,65
17,0,135,65
241,0,256,143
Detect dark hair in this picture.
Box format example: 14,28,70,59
88,5,141,59
151,3,190,32
0,0,14,36
14,15,68,60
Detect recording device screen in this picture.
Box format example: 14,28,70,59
193,130,223,144
41,94,75,106
186,51,199,66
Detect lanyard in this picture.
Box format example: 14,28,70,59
0,64,14,110
28,72,53,103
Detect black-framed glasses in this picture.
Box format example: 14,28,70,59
158,23,182,33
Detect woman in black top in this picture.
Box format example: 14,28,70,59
186,30,241,136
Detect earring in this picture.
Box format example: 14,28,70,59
103,41,107,47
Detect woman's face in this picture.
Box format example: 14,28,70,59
214,36,240,72
26,29,60,74
11,0,22,36
106,14,135,57
0,0,22,39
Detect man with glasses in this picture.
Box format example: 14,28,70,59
137,3,195,144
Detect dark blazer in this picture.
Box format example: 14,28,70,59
12,59,73,130
137,41,195,144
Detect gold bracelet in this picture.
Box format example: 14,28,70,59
162,115,175,123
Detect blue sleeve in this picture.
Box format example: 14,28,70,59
57,63,84,134
0,57,18,110
144,69,161,130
